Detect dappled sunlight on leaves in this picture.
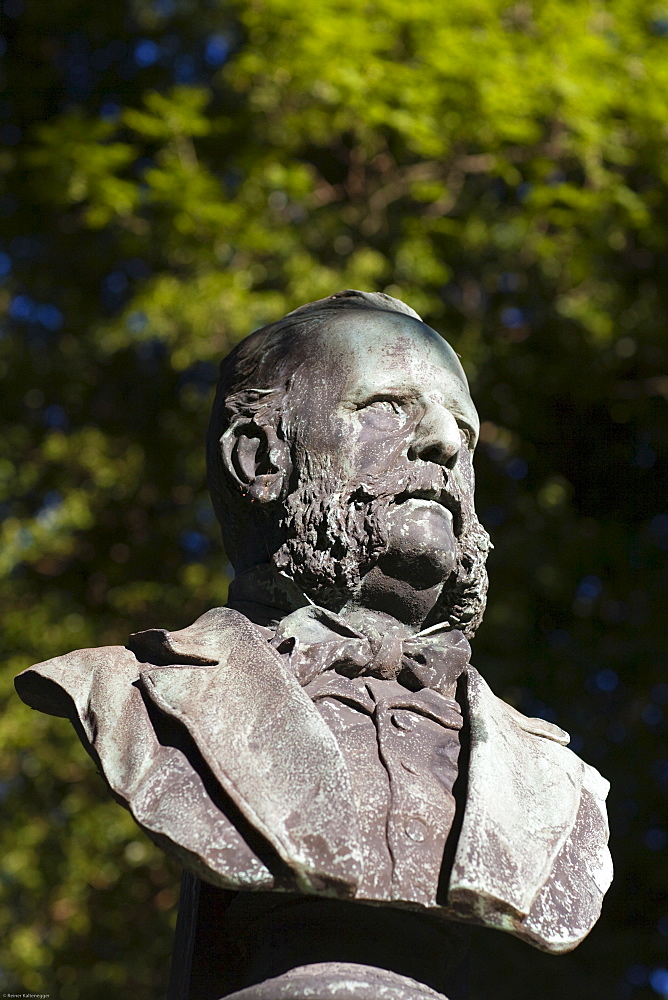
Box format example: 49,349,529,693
1,0,667,996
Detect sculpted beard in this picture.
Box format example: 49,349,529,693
272,453,490,638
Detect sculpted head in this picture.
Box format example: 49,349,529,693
207,290,490,635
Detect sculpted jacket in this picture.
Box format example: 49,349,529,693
15,605,612,955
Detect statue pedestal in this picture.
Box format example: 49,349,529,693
218,963,458,1000
167,874,470,1000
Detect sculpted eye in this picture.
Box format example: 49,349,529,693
458,422,479,449
359,398,409,430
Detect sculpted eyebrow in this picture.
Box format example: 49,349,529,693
359,391,409,404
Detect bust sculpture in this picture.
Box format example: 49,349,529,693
16,290,612,999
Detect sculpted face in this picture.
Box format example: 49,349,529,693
287,310,477,459
270,310,488,631
212,294,490,632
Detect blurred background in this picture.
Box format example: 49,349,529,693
1,0,667,996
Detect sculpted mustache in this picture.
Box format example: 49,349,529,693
345,466,463,529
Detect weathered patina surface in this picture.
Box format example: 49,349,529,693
15,290,613,994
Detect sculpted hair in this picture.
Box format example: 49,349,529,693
206,290,422,562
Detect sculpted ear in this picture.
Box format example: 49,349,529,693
221,419,292,503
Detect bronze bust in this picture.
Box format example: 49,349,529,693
16,290,612,998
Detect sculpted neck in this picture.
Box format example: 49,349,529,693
227,560,445,636
352,564,446,633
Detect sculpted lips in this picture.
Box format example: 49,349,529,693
350,468,463,538
392,488,461,534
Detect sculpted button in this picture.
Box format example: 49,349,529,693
391,711,415,732
404,818,427,842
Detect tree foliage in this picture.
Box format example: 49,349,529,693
1,0,666,997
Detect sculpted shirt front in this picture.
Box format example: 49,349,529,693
303,674,461,906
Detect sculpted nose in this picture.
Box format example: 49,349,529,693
408,403,461,469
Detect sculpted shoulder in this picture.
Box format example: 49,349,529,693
15,607,364,898
448,665,612,952
14,606,267,719
15,643,143,720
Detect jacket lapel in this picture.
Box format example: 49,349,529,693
137,607,363,897
449,666,583,921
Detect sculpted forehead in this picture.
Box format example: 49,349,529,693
305,309,479,439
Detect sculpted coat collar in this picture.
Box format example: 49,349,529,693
162,564,474,693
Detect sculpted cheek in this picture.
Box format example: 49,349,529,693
351,440,410,480
353,419,417,477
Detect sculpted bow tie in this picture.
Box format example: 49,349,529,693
270,605,471,695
